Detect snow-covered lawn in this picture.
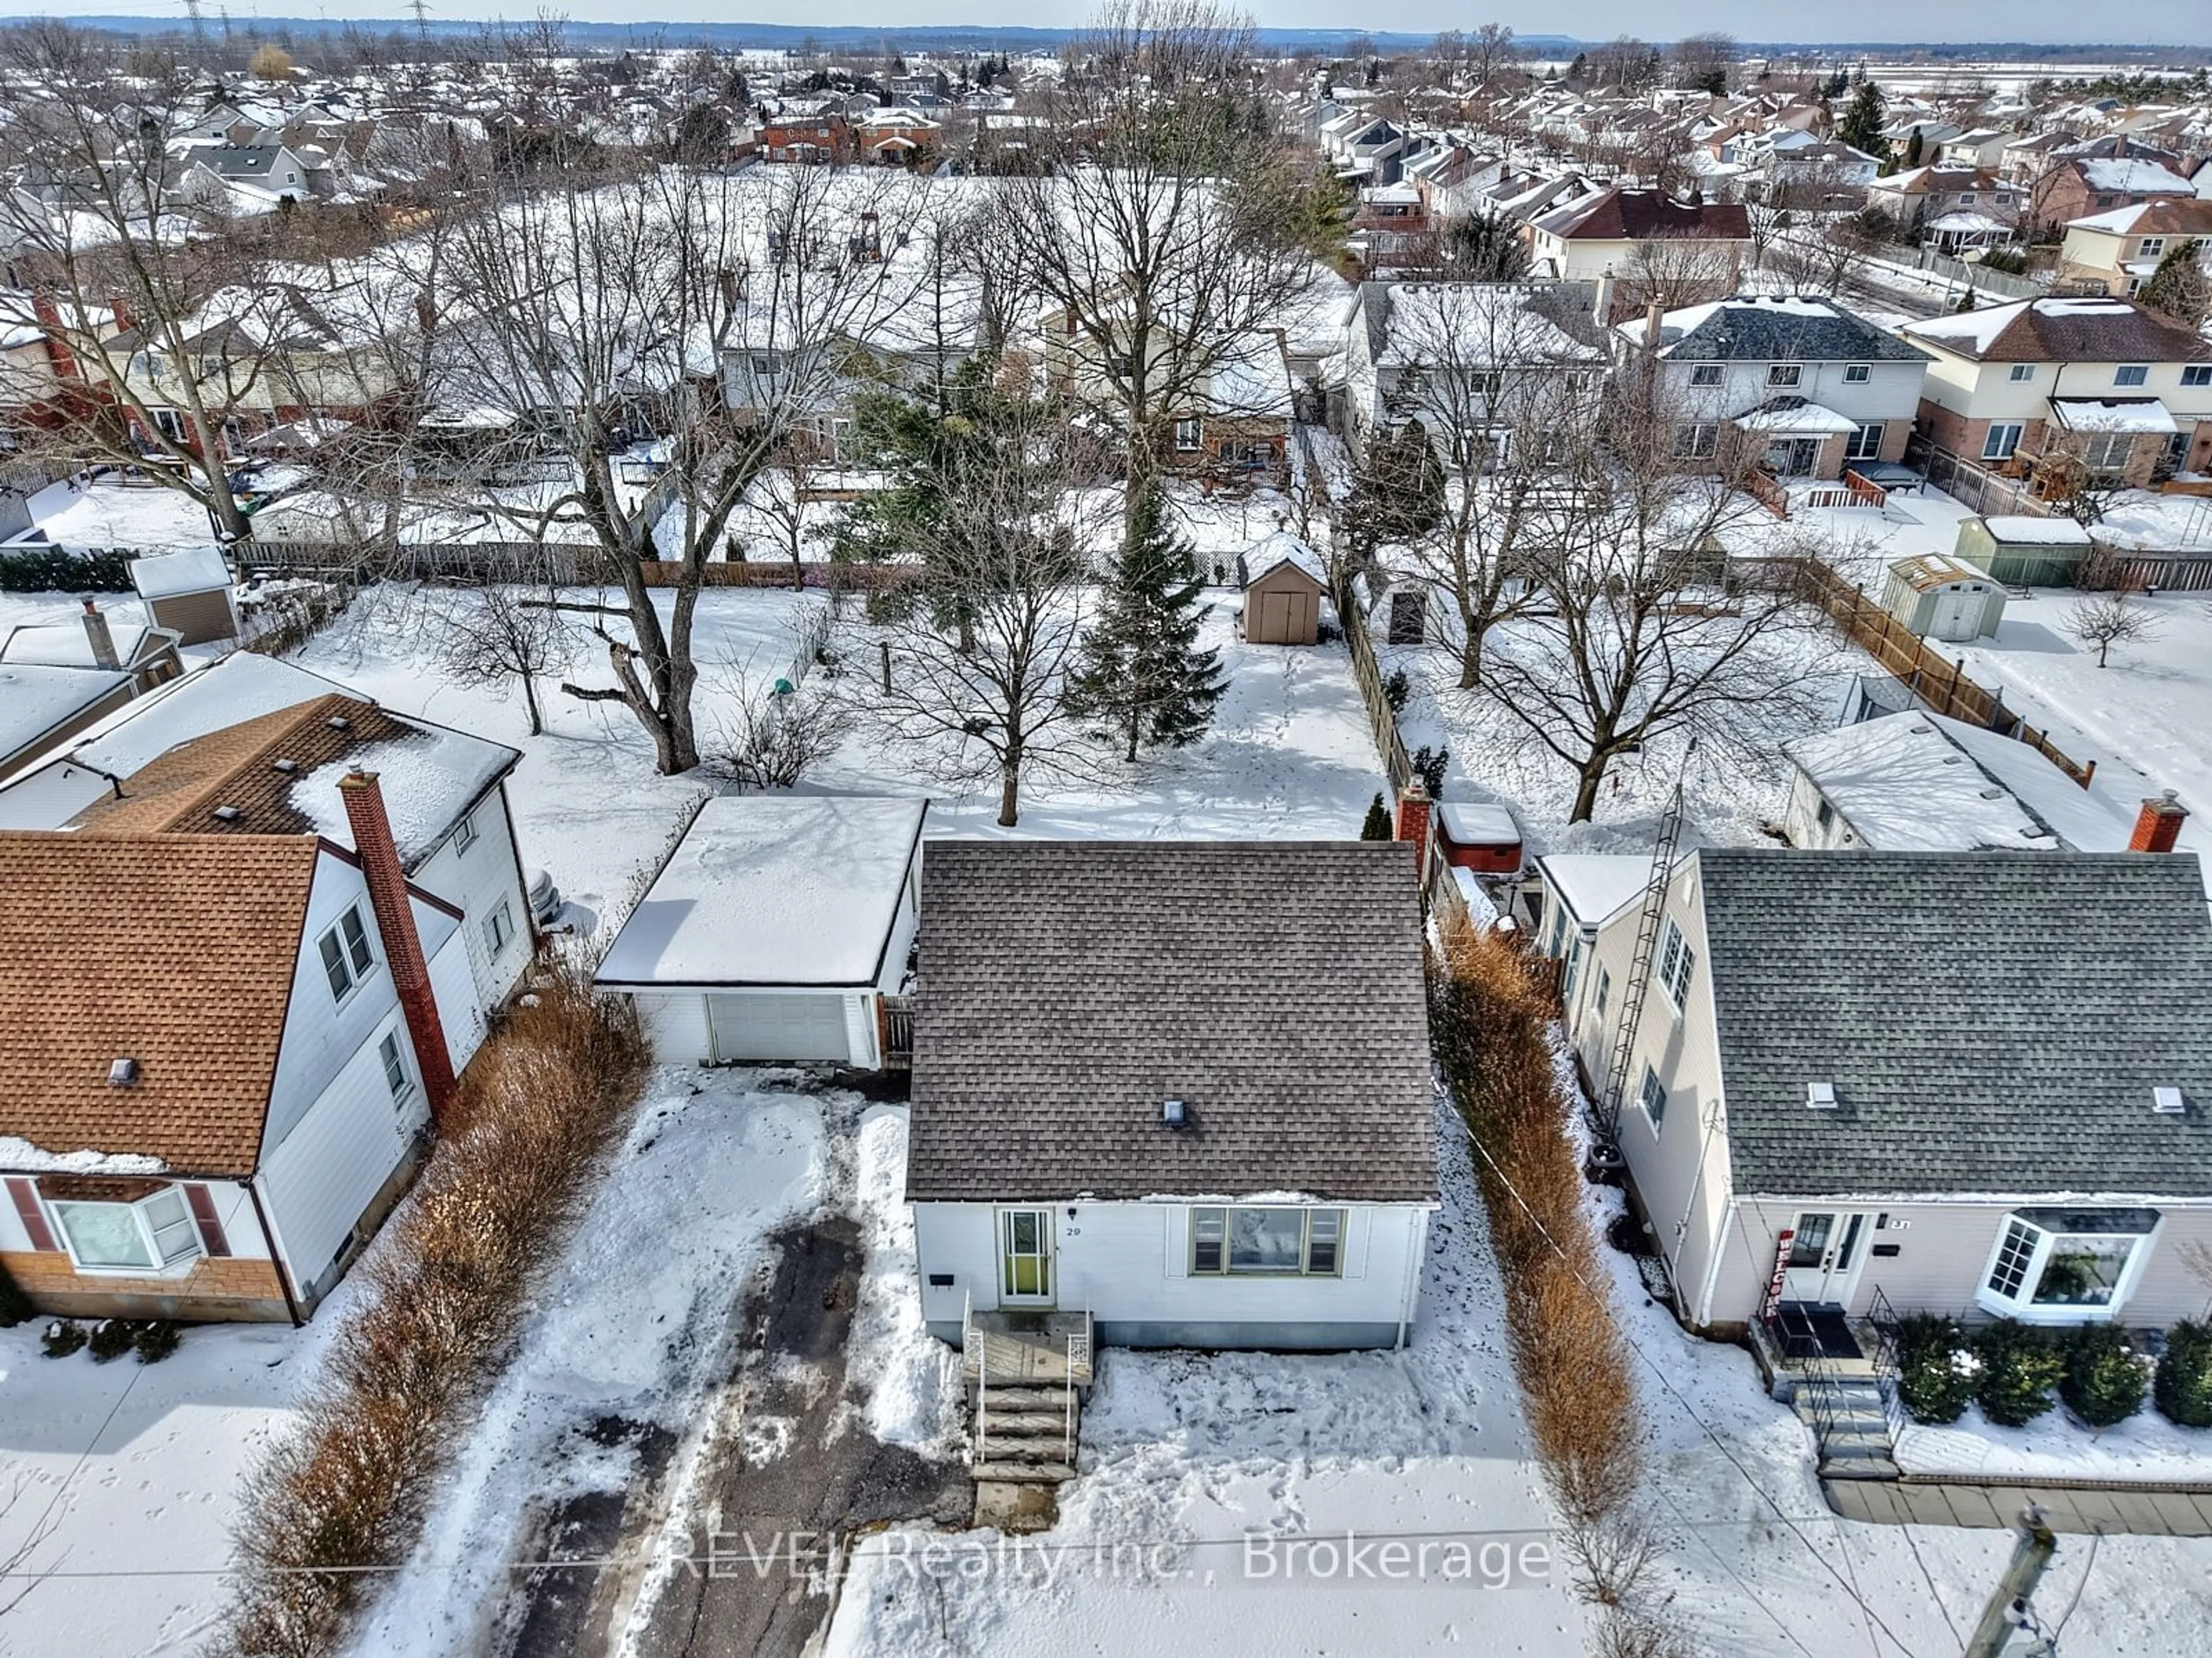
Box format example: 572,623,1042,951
1896,1406,2212,1485
823,1099,1589,1657
1923,588,2212,866
0,1292,344,1652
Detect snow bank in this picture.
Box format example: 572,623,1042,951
844,1105,960,1453
1896,1406,2212,1484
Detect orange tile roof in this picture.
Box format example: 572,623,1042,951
0,833,320,1174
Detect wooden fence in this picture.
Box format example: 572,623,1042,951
234,538,922,594
1910,439,2048,522
1334,574,1413,794
1771,556,2096,787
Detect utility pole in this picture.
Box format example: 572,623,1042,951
1963,1508,2058,1658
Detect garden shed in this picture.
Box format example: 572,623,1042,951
128,546,238,644
1434,802,1523,874
1952,515,2095,588
1880,553,2006,642
594,794,927,1068
1236,532,1328,646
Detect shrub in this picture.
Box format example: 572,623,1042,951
1974,1319,2064,1426
0,1260,32,1327
2061,1325,2150,1427
0,547,134,593
41,1319,87,1359
1382,667,1410,712
2155,1320,2212,1428
88,1319,139,1363
135,1322,183,1364
1410,743,1450,798
1894,1314,1976,1424
1359,791,1392,840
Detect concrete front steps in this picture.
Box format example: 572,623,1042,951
973,1382,1081,1486
1795,1376,1902,1480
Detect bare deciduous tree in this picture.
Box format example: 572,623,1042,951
434,579,575,735
2063,594,2159,667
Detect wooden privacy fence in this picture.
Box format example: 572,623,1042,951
1334,574,1414,794
1766,555,2096,787
236,538,922,594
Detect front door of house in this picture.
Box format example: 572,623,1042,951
1781,1210,1869,1307
998,1208,1054,1305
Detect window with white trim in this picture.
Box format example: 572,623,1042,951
1189,1206,1345,1276
1767,364,1802,388
1977,1208,2158,1322
2182,366,2212,388
1638,1063,1667,1129
1593,966,1611,1023
1842,363,1871,384
48,1186,203,1273
1689,363,1724,387
2114,365,2148,387
379,1030,414,1103
1675,422,1719,460
1982,422,2024,461
1844,423,1885,461
455,811,480,853
1657,919,1695,1010
2081,431,2134,472
2139,237,2165,259
484,898,517,957
2008,364,2035,382
318,905,373,1003
1173,416,1202,451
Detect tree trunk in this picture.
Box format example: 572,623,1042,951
521,672,544,737
1124,707,1141,764
1456,620,1484,690
1569,758,1608,824
997,757,1021,827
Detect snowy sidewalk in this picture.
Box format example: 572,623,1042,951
1830,1480,2212,1534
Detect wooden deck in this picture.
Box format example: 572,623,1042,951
960,1310,1094,1387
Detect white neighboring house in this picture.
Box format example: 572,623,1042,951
595,795,926,1068
0,724,523,1322
0,652,534,1051
1530,846,2212,1347
907,841,1439,1352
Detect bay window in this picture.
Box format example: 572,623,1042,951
1189,1206,1346,1277
1976,1207,2158,1322
50,1186,204,1273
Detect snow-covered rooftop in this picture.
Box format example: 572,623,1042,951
1238,531,1327,588
596,795,927,988
1785,714,2055,852
1735,399,1859,435
1536,852,1653,928
2048,397,2177,435
130,544,233,599
0,619,153,669
0,665,131,763
1980,515,2094,544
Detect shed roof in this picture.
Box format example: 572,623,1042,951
905,841,1437,1204
0,832,319,1175
1698,849,2212,1197
129,545,232,600
1237,532,1328,589
595,795,927,988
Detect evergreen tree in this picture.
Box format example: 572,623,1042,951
1067,487,1226,761
1835,79,1885,155
1338,421,1446,560
1567,51,1589,85
1360,792,1393,840
1903,127,1923,168
2138,238,2211,329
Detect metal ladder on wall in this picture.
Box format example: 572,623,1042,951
1599,783,1685,1144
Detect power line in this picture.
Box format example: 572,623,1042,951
1453,1116,1931,1658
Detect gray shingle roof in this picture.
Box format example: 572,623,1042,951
1698,849,2212,1198
1656,296,1933,363
904,841,1437,1204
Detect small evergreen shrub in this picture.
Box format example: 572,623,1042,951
1383,667,1410,712
0,547,135,593
2061,1325,2150,1427
2155,1320,2212,1428
0,1261,32,1327
134,1322,183,1364
41,1319,87,1359
1359,791,1392,840
1894,1313,1976,1424
1974,1319,2064,1426
88,1319,139,1363
1410,743,1450,797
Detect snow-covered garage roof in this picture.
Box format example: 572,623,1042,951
596,795,927,989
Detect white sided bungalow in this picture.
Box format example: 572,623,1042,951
906,840,1439,1353
595,794,926,1069
1531,847,2212,1353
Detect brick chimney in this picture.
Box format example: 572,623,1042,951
1395,779,1433,876
338,769,457,1125
2128,790,2188,854
80,598,119,670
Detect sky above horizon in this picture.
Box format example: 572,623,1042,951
5,2,2207,49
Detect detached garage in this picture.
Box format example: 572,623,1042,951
594,795,927,1068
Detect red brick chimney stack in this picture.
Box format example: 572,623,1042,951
2128,791,2188,855
1395,780,1433,878
338,768,457,1124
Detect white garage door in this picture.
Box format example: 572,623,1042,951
706,993,853,1064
